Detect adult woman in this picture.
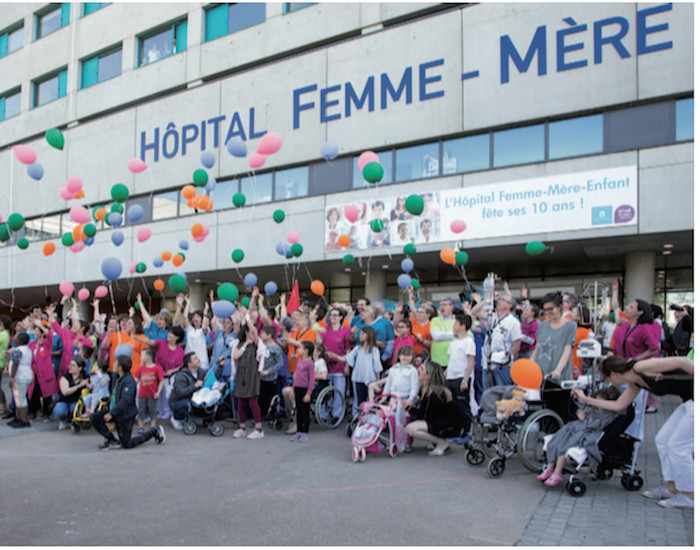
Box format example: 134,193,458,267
531,292,577,381
52,358,89,430
405,361,462,456
29,319,59,420
390,196,408,221
231,316,265,440
317,307,351,423
573,355,693,508
136,292,171,341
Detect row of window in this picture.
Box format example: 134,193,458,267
4,97,693,246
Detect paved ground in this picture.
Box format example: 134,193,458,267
0,384,693,546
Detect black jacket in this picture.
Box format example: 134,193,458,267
169,366,208,405
110,372,137,424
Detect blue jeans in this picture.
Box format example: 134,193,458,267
52,401,76,420
328,373,346,419
171,398,190,420
490,364,513,387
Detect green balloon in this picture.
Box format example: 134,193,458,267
7,213,24,232
526,241,546,256
273,209,285,223
176,252,185,261
0,225,10,242
169,274,187,294
135,262,147,274
362,161,384,184
217,282,239,303
370,218,384,233
290,243,303,257
61,232,74,247
83,223,97,237
285,252,293,259
46,128,65,150
193,169,208,187
17,238,28,250
241,297,251,309
111,183,129,203
110,203,124,214
342,254,355,266
231,249,245,263
134,301,141,310
403,243,417,256
232,193,246,207
405,194,424,216
455,251,468,266
411,278,420,290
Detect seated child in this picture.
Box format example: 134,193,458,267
81,360,110,417
537,385,622,487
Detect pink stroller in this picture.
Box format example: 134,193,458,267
351,394,407,462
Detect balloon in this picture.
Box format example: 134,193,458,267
450,220,466,234
212,300,236,319
127,158,147,174
193,169,208,187
286,230,300,244
70,242,85,253
194,195,213,211
273,209,285,223
114,343,132,359
175,239,187,251
27,162,44,181
342,254,355,266
526,241,547,256
108,212,123,227
248,152,266,169
405,194,424,216
127,204,144,223
78,288,90,301
17,238,28,250
401,258,414,273
440,247,456,265
217,283,239,303
161,251,172,261
83,223,96,238
411,278,420,290
241,297,251,309
403,243,417,256
61,233,74,247
397,274,412,290
257,132,282,155
244,273,257,288
111,231,124,246
172,254,184,267
264,281,278,296
110,183,129,203
290,243,303,257
362,162,384,184
110,203,124,214
71,224,85,243
75,189,85,198
369,219,384,233
455,251,468,266
84,237,94,247
135,262,147,274
46,128,65,150
226,137,247,158
137,227,151,243
357,151,379,172
69,206,91,224
128,261,137,274
337,234,351,248
344,204,359,223
231,249,244,263
181,185,196,199
151,279,164,292
169,274,187,293
511,359,543,390
191,223,203,238
7,213,24,232
0,226,10,242
153,256,164,268
321,141,339,161
59,280,74,297
310,280,325,296
94,285,108,298
232,193,246,208
199,151,216,169
12,145,37,165
94,208,107,221
59,187,75,201
43,242,56,257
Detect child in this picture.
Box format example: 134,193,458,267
133,348,164,434
8,333,34,428
345,326,383,416
383,345,420,406
313,343,328,382
81,360,111,417
259,325,284,419
537,385,622,487
290,341,315,442
391,319,416,365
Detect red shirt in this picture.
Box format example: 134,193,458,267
133,364,164,398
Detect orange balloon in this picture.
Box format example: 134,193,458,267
161,251,172,261
199,196,213,211
511,359,543,390
337,234,351,248
153,279,165,291
181,185,197,200
95,208,107,221
72,224,85,243
439,247,456,265
172,254,184,267
191,223,203,238
310,280,325,296
75,189,85,199
186,198,195,209
43,242,56,257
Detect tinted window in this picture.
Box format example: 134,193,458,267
229,3,265,33
353,151,393,188
4,90,21,119
494,124,544,167
607,102,673,152
97,49,121,82
309,158,352,196
41,214,62,239
141,28,172,65
152,191,179,220
676,98,693,142
241,173,272,205
38,7,61,37
275,167,308,200
395,143,439,182
442,134,489,174
549,114,603,160
7,26,23,53
35,75,59,106
211,179,237,210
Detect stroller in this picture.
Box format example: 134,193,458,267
182,367,234,437
351,394,407,462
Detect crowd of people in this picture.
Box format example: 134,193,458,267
0,277,693,507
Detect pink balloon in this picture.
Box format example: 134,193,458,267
357,151,379,172
59,187,75,201
59,280,74,297
256,132,282,155
70,242,85,253
450,220,467,234
137,227,151,243
201,223,210,237
12,145,37,165
127,158,148,174
286,230,300,244
69,206,91,224
94,285,108,298
77,288,90,301
0,214,3,223
193,234,206,243
129,261,137,274
344,204,360,223
66,177,83,194
248,152,266,169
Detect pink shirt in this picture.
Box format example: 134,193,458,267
29,333,59,397
52,321,94,377
613,322,660,359
392,334,417,365
320,325,351,374
520,320,539,353
292,358,315,395
152,340,185,377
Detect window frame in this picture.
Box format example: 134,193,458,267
0,88,21,122
81,45,122,89
33,68,67,108
35,4,69,40
137,18,187,68
82,2,109,17
0,23,24,57
204,3,266,43
283,3,315,15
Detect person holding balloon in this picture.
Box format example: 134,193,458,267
48,298,94,378
175,294,211,369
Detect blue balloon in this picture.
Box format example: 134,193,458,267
212,300,236,319
114,343,132,359
200,151,216,169
401,258,414,273
179,239,189,251
264,281,278,296
243,273,257,288
226,137,247,158
320,141,339,161
153,257,164,268
111,231,124,247
397,274,412,290
27,162,44,181
275,242,291,256
101,256,122,281
108,212,123,227
126,204,144,224
83,237,94,247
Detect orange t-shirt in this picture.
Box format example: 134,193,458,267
410,318,432,357
571,327,592,377
286,328,317,374
107,332,147,373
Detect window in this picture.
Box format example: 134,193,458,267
81,47,122,88
36,4,70,39
352,151,393,188
275,167,308,200
211,179,237,210
204,3,265,42
493,124,545,167
548,114,603,160
284,3,314,14
0,24,23,57
395,143,439,182
309,158,352,196
23,218,43,242
0,89,21,121
139,19,187,66
152,191,179,220
676,98,693,142
40,214,62,239
442,134,489,174
34,69,67,107
83,3,109,16
241,173,272,205
607,102,673,153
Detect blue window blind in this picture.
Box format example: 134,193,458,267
57,70,67,97
60,4,70,27
175,20,187,52
83,3,107,16
0,33,6,57
205,4,227,42
81,56,99,88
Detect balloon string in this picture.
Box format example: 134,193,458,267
108,281,118,318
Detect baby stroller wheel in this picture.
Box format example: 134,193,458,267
621,474,644,491
596,465,614,480
208,422,224,437
466,448,485,466
566,479,587,497
274,419,284,431
70,423,80,434
183,419,197,435
352,447,360,463
359,447,366,462
487,457,505,478
389,443,399,458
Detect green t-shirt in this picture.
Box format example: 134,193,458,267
0,329,9,370
429,317,455,367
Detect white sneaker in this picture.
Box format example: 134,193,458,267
285,423,298,435
246,430,264,440
643,487,674,500
58,420,68,430
658,494,694,509
232,428,246,438
170,417,183,431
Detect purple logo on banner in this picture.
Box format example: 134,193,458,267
614,205,635,224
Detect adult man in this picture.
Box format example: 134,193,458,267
562,293,579,319
671,304,693,356
371,301,395,364
445,314,476,437
430,297,456,367
169,352,208,430
349,297,371,341
90,355,165,450
354,306,393,364
485,295,522,387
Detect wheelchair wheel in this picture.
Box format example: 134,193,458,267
566,479,587,497
621,473,644,491
314,386,344,429
208,422,224,437
183,419,197,435
487,457,506,478
516,408,564,472
466,448,485,466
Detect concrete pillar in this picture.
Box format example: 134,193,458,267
188,283,207,313
364,269,386,301
624,251,656,304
